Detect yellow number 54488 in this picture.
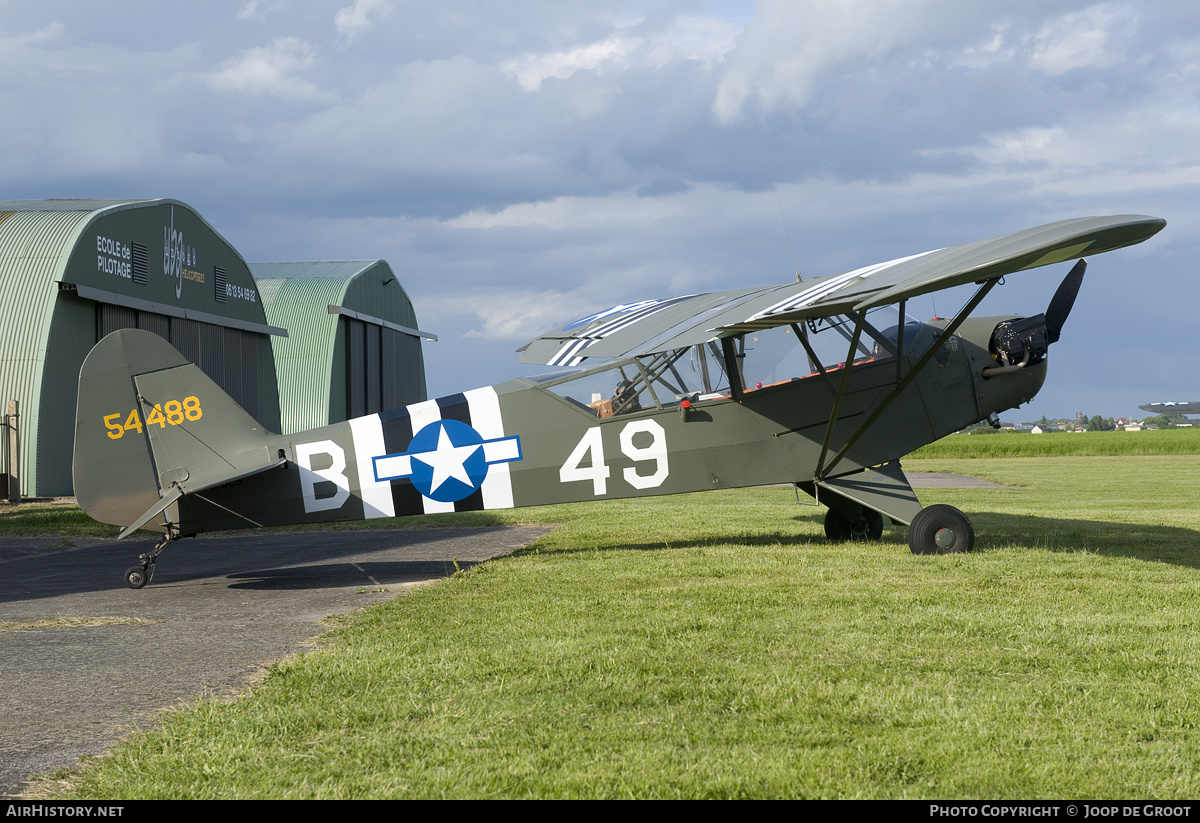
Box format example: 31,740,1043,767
104,396,203,440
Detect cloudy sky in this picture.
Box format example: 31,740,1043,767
3,0,1198,421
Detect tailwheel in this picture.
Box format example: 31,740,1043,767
824,507,884,542
122,530,176,589
908,504,974,555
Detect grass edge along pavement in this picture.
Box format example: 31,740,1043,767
19,447,1200,798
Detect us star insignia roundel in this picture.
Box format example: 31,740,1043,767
373,419,522,503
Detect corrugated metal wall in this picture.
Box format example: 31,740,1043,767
256,275,346,434
0,208,94,496
256,261,428,435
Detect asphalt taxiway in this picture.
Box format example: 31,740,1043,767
0,525,549,798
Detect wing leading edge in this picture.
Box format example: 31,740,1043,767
518,214,1166,367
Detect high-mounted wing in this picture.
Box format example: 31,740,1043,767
518,215,1165,367
1139,401,1200,415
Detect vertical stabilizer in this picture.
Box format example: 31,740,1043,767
73,329,276,531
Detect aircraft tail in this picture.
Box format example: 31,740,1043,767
73,329,278,534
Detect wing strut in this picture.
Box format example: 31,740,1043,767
817,277,1000,481
814,312,867,478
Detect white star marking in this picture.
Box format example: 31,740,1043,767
413,426,481,495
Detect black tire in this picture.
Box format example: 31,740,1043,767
824,508,884,542
824,509,851,541
908,504,974,555
125,566,148,589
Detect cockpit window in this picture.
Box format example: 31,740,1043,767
541,342,734,417
636,344,732,401
739,305,922,393
540,304,928,413
541,363,657,417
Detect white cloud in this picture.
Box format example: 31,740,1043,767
713,0,955,123
238,0,290,21
710,1,1142,123
502,15,737,92
5,22,64,46
428,290,587,341
1028,3,1132,74
335,0,391,46
206,37,336,101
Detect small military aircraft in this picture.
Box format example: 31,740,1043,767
1139,401,1200,415
72,215,1165,588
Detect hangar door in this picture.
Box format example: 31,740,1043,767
98,304,263,422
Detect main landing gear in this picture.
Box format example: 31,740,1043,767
124,531,177,589
907,504,974,555
822,501,976,555
824,507,884,542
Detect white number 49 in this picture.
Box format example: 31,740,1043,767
559,420,668,496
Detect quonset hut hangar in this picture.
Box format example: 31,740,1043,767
0,199,430,497
254,261,432,435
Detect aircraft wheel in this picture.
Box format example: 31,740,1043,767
125,566,148,590
908,505,974,555
824,508,884,542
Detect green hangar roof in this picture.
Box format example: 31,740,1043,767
253,260,433,435
0,198,284,497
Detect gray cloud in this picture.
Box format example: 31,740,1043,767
0,0,1195,418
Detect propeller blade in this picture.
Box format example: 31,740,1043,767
1045,258,1086,345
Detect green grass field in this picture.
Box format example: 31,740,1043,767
22,446,1200,798
910,427,1200,458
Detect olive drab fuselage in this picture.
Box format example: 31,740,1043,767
79,315,1042,536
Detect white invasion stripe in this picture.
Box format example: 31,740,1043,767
407,399,455,513
373,453,412,480
579,295,696,339
550,338,591,367
482,439,520,462
584,303,670,336
749,249,939,320
564,300,659,331
574,301,664,338
465,386,515,510
549,295,699,364
349,415,395,519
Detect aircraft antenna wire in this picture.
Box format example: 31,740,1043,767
778,199,801,281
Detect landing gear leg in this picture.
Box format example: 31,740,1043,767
124,531,176,589
907,504,974,555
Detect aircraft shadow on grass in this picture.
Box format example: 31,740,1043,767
544,509,1200,572
943,510,1200,569
178,511,1200,585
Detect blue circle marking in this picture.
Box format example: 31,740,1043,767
374,420,522,503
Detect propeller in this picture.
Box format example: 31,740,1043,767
985,258,1087,375
1044,258,1086,345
